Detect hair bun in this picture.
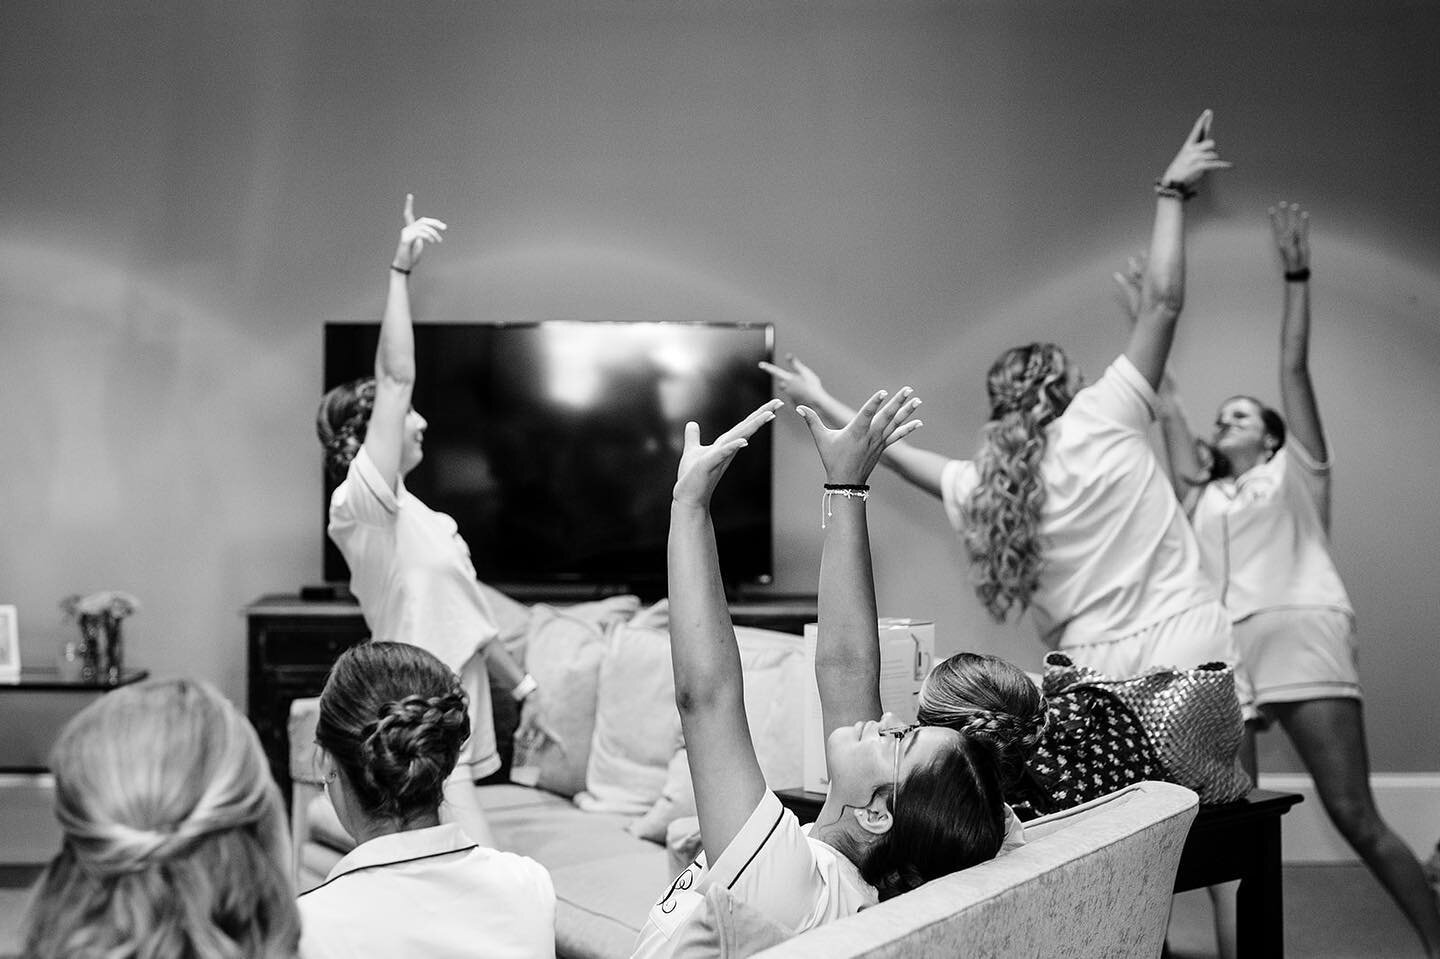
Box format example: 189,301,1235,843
360,692,470,807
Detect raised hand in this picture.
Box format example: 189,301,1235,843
1112,252,1148,322
759,354,830,409
672,400,784,508
797,387,922,486
1159,109,1232,189
1269,201,1311,273
392,193,448,272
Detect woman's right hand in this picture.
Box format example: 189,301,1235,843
1158,109,1232,189
797,387,922,486
392,193,447,272
672,400,783,509
759,354,830,409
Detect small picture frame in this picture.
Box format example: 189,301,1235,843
0,604,18,680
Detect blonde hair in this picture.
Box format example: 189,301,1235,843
959,343,1074,622
22,678,299,959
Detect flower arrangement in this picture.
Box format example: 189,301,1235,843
60,590,140,683
60,590,142,621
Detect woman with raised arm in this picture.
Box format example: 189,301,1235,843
1141,203,1440,955
632,394,1003,956
316,195,561,845
298,642,555,959
22,679,300,959
764,112,1241,693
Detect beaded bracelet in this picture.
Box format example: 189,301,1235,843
821,484,870,529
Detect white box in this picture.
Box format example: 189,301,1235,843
802,618,935,795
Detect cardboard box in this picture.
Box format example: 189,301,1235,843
802,618,935,795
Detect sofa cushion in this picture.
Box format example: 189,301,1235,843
520,605,610,797
629,748,697,844
577,623,683,815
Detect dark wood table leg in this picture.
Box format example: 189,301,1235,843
1235,809,1285,959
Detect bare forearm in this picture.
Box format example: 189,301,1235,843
816,497,882,732
1278,277,1327,461
667,503,744,712
375,271,416,384
479,633,526,690
1127,196,1186,389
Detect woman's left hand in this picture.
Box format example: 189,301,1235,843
1269,200,1310,273
797,387,922,486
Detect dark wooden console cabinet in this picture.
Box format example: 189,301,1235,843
246,591,818,802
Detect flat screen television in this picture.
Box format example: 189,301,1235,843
322,320,775,594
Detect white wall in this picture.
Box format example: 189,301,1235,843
2,0,1437,773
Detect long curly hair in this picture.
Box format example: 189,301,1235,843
315,376,377,481
959,343,1076,622
917,651,1047,791
22,679,298,959
316,642,471,826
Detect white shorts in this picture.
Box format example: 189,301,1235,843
1234,607,1360,714
456,653,501,780
1061,601,1255,717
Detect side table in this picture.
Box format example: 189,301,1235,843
0,666,150,863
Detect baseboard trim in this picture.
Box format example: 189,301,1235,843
1258,772,1440,864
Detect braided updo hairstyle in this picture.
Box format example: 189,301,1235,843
21,679,299,959
918,652,1047,790
316,642,470,824
316,376,378,480
959,343,1076,622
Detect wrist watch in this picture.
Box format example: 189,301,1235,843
511,673,539,703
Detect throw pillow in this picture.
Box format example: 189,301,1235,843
576,622,683,815
515,604,608,797
629,748,697,843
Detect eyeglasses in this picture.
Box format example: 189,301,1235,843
880,722,919,816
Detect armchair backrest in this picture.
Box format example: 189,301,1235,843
754,780,1198,959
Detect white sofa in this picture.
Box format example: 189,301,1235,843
287,599,1198,959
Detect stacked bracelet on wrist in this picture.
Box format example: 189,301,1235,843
1284,268,1311,282
1154,179,1197,201
390,264,412,276
821,483,870,529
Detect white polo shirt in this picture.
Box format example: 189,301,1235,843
941,356,1218,649
631,791,876,958
1191,444,1353,622
328,447,501,773
298,823,555,959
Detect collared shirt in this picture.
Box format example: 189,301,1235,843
1192,444,1353,622
631,791,876,958
941,356,1217,648
328,447,500,771
298,823,555,959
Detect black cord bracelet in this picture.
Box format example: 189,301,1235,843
1284,268,1311,282
390,264,412,276
823,483,871,491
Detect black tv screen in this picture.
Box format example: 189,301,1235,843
323,321,775,593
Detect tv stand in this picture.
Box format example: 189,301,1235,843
245,589,817,801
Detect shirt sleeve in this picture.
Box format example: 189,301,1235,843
331,447,400,528
1067,355,1158,437
1279,442,1333,532
939,458,979,533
